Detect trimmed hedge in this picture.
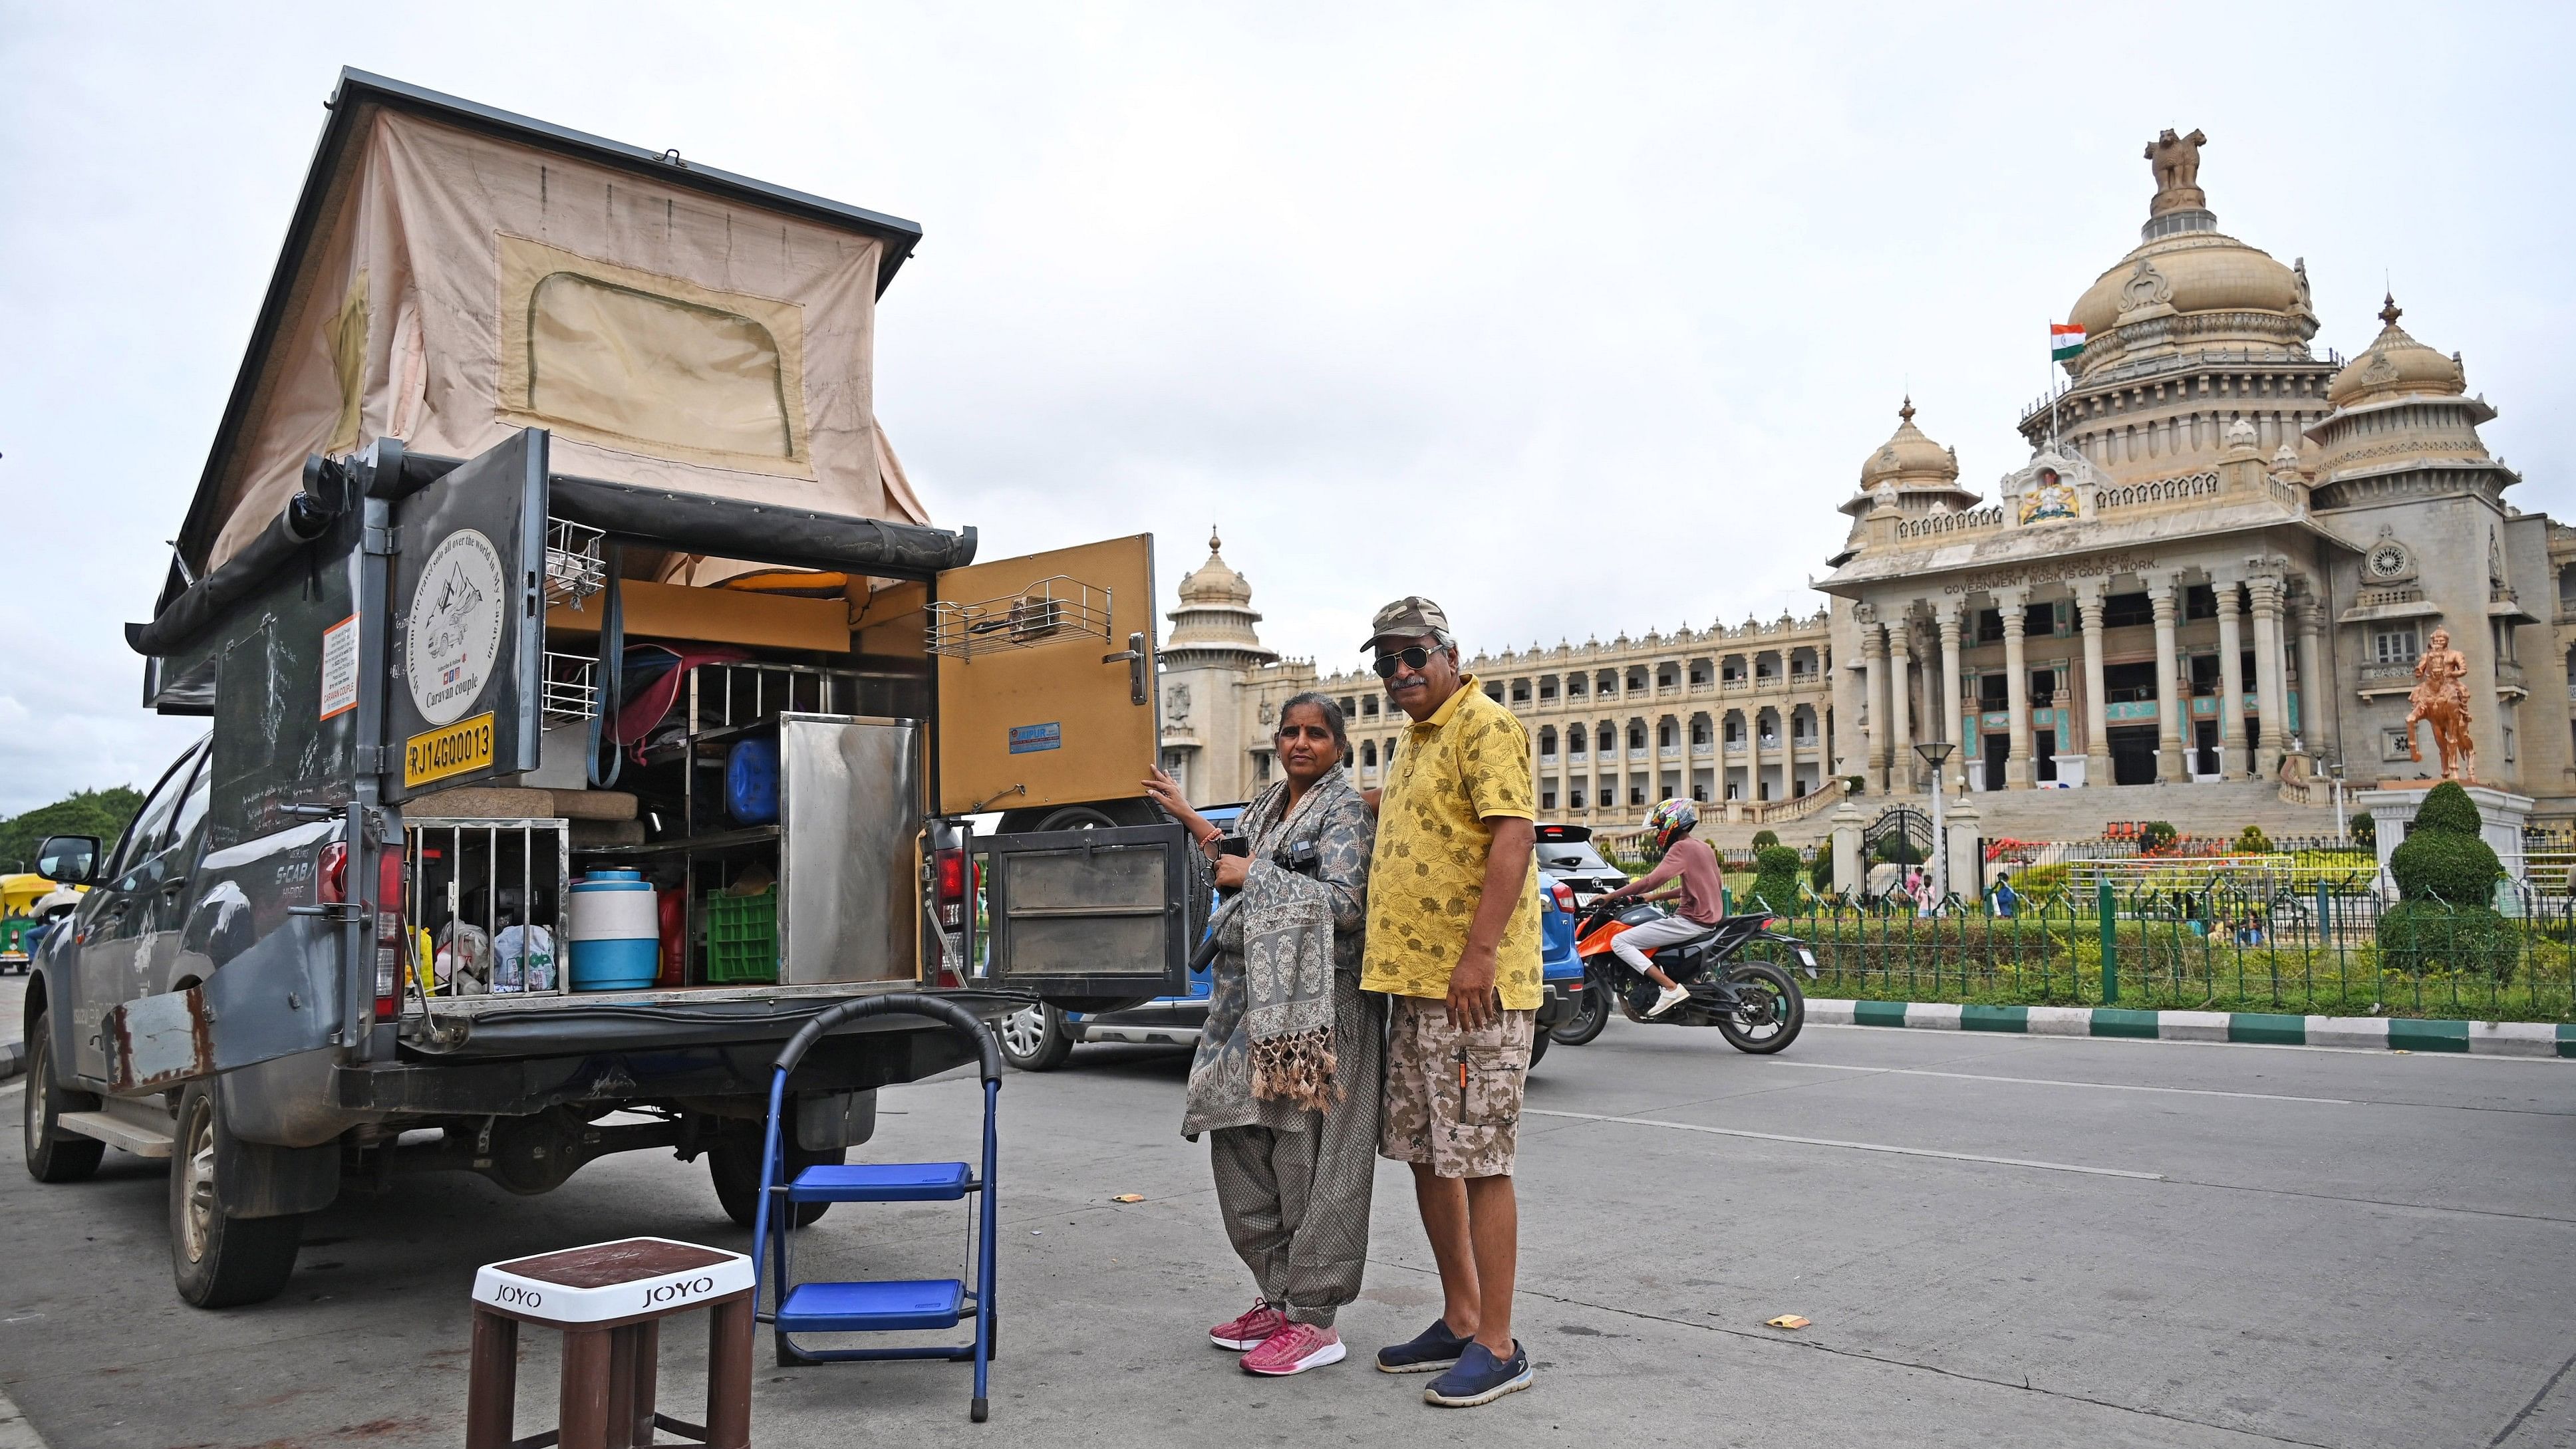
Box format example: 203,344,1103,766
2376,899,2517,980
1751,845,1802,912
2416,781,2482,835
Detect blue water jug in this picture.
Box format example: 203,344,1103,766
727,737,781,825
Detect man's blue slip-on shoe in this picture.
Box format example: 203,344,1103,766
1423,1339,1533,1406
1375,1318,1470,1374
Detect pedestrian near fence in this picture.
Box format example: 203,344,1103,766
1357,597,1543,1408
1146,694,1385,1378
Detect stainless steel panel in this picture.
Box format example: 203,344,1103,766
778,714,921,985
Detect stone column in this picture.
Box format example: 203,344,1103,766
2295,595,2333,763
2150,571,2188,783
2249,571,2288,778
1830,797,1863,898
1857,606,1890,794
2215,575,2245,778
1936,599,1965,769
1997,587,2032,789
1943,791,1984,904
1886,612,1915,793
2076,580,2112,784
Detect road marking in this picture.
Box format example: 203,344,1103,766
1524,1108,2165,1180
1756,1060,2353,1105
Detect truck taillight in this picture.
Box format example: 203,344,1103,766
373,848,406,1021
935,847,966,930
318,841,347,904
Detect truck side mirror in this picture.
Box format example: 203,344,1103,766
36,835,100,886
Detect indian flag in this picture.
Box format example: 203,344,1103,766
2050,323,2086,361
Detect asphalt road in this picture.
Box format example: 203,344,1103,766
3,1019,2572,1449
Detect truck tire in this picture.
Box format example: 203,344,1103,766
710,1141,843,1229
22,1010,104,1183
997,1004,1076,1072
170,1082,304,1308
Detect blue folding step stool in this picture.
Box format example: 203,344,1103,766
751,993,1002,1422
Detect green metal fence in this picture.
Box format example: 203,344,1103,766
1748,879,2576,1023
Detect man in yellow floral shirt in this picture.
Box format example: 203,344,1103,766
1357,596,1542,1408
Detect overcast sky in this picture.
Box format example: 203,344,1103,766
3,3,2570,816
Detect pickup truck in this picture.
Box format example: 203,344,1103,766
20,70,1199,1308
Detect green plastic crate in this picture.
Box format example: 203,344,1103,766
706,888,779,984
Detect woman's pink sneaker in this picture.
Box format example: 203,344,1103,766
1209,1301,1290,1351
1240,1323,1346,1376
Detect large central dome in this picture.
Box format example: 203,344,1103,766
2063,130,2317,379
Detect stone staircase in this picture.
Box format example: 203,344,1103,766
1705,779,2339,851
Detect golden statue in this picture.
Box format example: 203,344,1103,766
2404,626,2477,782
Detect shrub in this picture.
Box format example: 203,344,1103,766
1750,845,1803,911
2138,820,2178,853
2350,810,2375,847
1808,851,1835,892
2375,900,2518,980
2415,781,2482,836
2014,862,2072,902
1874,835,1924,866
2389,830,2502,906
1751,829,1781,850
2235,825,2273,854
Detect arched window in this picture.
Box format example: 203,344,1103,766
1691,718,1711,745
1596,724,1616,753
1362,741,1378,767
1657,721,1675,748
1538,726,1558,753
1628,724,1646,752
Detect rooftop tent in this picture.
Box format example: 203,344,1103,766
171,70,930,599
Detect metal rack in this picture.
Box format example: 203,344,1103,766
687,660,881,737
541,651,599,724
543,515,607,608
402,817,573,1001
927,575,1111,660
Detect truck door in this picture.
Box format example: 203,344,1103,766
70,741,205,1083
932,536,1193,1008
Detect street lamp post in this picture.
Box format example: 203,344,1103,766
1915,740,1956,906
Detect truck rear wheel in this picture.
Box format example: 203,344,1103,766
170,1082,304,1308
710,1141,843,1229
22,1010,105,1183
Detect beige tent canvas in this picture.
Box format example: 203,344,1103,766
168,70,931,603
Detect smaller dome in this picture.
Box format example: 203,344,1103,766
1175,527,1253,608
1858,398,1959,491
2328,295,2467,408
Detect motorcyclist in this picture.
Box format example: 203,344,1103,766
1592,799,1726,1017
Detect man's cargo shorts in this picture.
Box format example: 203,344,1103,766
1378,994,1536,1178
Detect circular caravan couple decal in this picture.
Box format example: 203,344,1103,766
406,528,507,725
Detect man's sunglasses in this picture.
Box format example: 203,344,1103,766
1372,644,1441,680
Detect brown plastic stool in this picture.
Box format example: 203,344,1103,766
466,1237,756,1449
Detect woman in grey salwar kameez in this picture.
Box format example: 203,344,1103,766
1143,692,1383,1377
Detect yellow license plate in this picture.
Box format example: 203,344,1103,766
404,712,495,788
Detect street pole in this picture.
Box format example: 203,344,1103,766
1915,740,1955,908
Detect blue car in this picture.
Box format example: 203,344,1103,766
997,820,1583,1071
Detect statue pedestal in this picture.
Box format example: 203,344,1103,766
2355,784,2533,898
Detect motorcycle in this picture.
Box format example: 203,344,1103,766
1550,903,1811,1053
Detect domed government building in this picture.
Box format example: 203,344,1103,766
1159,130,2575,843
